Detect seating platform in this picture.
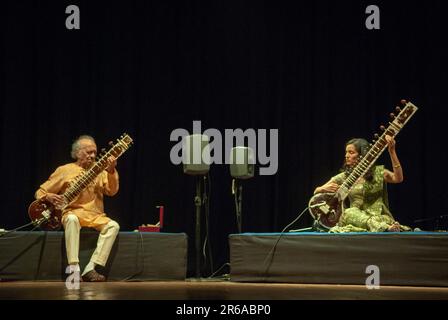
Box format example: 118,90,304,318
0,231,188,281
229,232,448,287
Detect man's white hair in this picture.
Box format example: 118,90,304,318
71,135,96,159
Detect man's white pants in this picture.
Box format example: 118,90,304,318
63,214,120,266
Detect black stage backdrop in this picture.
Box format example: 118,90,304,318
1,1,447,277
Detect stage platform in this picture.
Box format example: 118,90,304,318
229,232,448,287
1,281,448,300
0,231,188,281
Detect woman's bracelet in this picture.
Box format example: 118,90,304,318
393,164,401,168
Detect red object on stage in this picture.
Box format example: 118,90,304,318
138,225,160,232
138,206,164,232
159,205,164,228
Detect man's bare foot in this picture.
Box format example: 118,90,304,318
388,222,401,232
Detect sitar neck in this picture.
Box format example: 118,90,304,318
62,156,109,203
62,133,133,204
336,101,418,200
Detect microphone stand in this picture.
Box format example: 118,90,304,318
0,216,49,238
289,220,320,232
414,214,448,231
414,215,448,223
194,176,202,279
233,179,243,234
289,202,327,232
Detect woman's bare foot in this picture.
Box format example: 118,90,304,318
388,222,401,232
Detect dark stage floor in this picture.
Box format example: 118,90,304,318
1,280,448,300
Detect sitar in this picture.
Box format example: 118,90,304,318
28,133,133,230
308,100,418,230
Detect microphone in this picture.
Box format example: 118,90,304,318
41,209,52,220
309,201,326,208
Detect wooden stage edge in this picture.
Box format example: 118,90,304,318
1,280,448,300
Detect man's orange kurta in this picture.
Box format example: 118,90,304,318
35,163,119,229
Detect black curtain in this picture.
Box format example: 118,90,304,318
2,0,447,277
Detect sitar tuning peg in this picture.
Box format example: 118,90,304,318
374,133,380,139
395,106,401,113
389,113,396,119
400,99,407,105
380,125,386,131
108,141,114,146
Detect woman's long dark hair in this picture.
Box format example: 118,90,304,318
341,138,374,181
